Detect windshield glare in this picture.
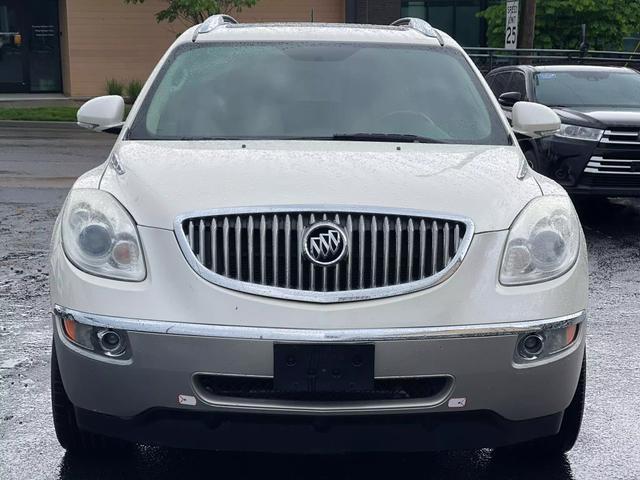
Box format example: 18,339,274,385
534,70,640,107
129,42,509,145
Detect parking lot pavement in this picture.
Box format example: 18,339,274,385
0,123,639,479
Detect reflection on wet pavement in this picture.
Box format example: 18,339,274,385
57,446,575,480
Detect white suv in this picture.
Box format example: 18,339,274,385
50,16,587,454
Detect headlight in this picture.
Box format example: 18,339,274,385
61,189,146,281
500,196,581,285
555,123,603,141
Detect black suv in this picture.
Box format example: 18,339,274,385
487,65,640,196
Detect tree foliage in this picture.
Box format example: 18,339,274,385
479,0,640,50
124,0,259,25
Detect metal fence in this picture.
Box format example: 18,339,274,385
465,47,640,73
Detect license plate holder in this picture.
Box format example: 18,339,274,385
274,344,374,393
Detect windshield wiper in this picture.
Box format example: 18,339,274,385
332,133,447,144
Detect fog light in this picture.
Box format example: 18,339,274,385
56,308,131,359
515,323,581,362
97,329,125,357
519,333,545,358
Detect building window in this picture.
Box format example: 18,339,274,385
400,1,490,47
0,0,61,93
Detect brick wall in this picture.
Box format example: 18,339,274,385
59,0,346,97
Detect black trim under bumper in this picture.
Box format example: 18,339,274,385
75,407,564,453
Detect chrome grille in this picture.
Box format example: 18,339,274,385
599,129,640,145
585,156,640,175
176,207,473,303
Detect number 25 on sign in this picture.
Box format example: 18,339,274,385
505,0,519,50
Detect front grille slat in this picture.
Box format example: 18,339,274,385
346,215,353,290
407,219,414,282
222,217,230,277
259,215,267,285
382,216,390,287
235,216,242,280
394,217,402,284
370,215,378,288
188,220,195,251
284,214,291,288
211,218,218,272
247,216,254,282
419,219,426,279
334,213,342,291
431,220,438,275
443,222,450,267
297,214,304,289
179,208,471,303
309,214,316,291
358,215,366,289
198,219,205,264
454,223,461,252
272,214,279,286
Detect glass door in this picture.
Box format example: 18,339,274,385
0,1,28,92
29,0,62,92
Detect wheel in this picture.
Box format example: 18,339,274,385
51,341,130,453
495,351,586,457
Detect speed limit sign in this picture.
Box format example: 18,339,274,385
505,0,519,50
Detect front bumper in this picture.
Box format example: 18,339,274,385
537,136,640,196
54,306,585,422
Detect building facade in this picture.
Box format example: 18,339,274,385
0,0,491,97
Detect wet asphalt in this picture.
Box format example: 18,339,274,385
0,122,639,480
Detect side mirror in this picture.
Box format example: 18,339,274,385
511,101,560,138
77,95,125,134
498,91,522,107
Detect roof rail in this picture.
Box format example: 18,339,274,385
192,14,238,42
391,18,444,46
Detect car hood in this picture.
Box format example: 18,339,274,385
554,106,640,128
100,141,541,233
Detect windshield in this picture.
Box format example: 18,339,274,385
129,42,509,145
534,70,640,108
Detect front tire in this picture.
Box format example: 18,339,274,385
51,342,129,453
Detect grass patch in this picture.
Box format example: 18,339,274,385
0,106,79,122
0,106,131,123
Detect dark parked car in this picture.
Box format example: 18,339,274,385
487,65,640,196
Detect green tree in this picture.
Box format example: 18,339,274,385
479,0,640,50
124,0,259,25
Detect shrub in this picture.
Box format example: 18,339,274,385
126,80,144,103
105,78,124,96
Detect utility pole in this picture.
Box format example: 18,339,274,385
518,0,537,49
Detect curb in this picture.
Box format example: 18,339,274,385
0,120,79,128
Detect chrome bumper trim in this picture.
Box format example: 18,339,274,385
53,306,585,343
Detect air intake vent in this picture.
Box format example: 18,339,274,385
175,207,473,303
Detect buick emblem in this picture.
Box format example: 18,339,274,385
303,221,348,266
